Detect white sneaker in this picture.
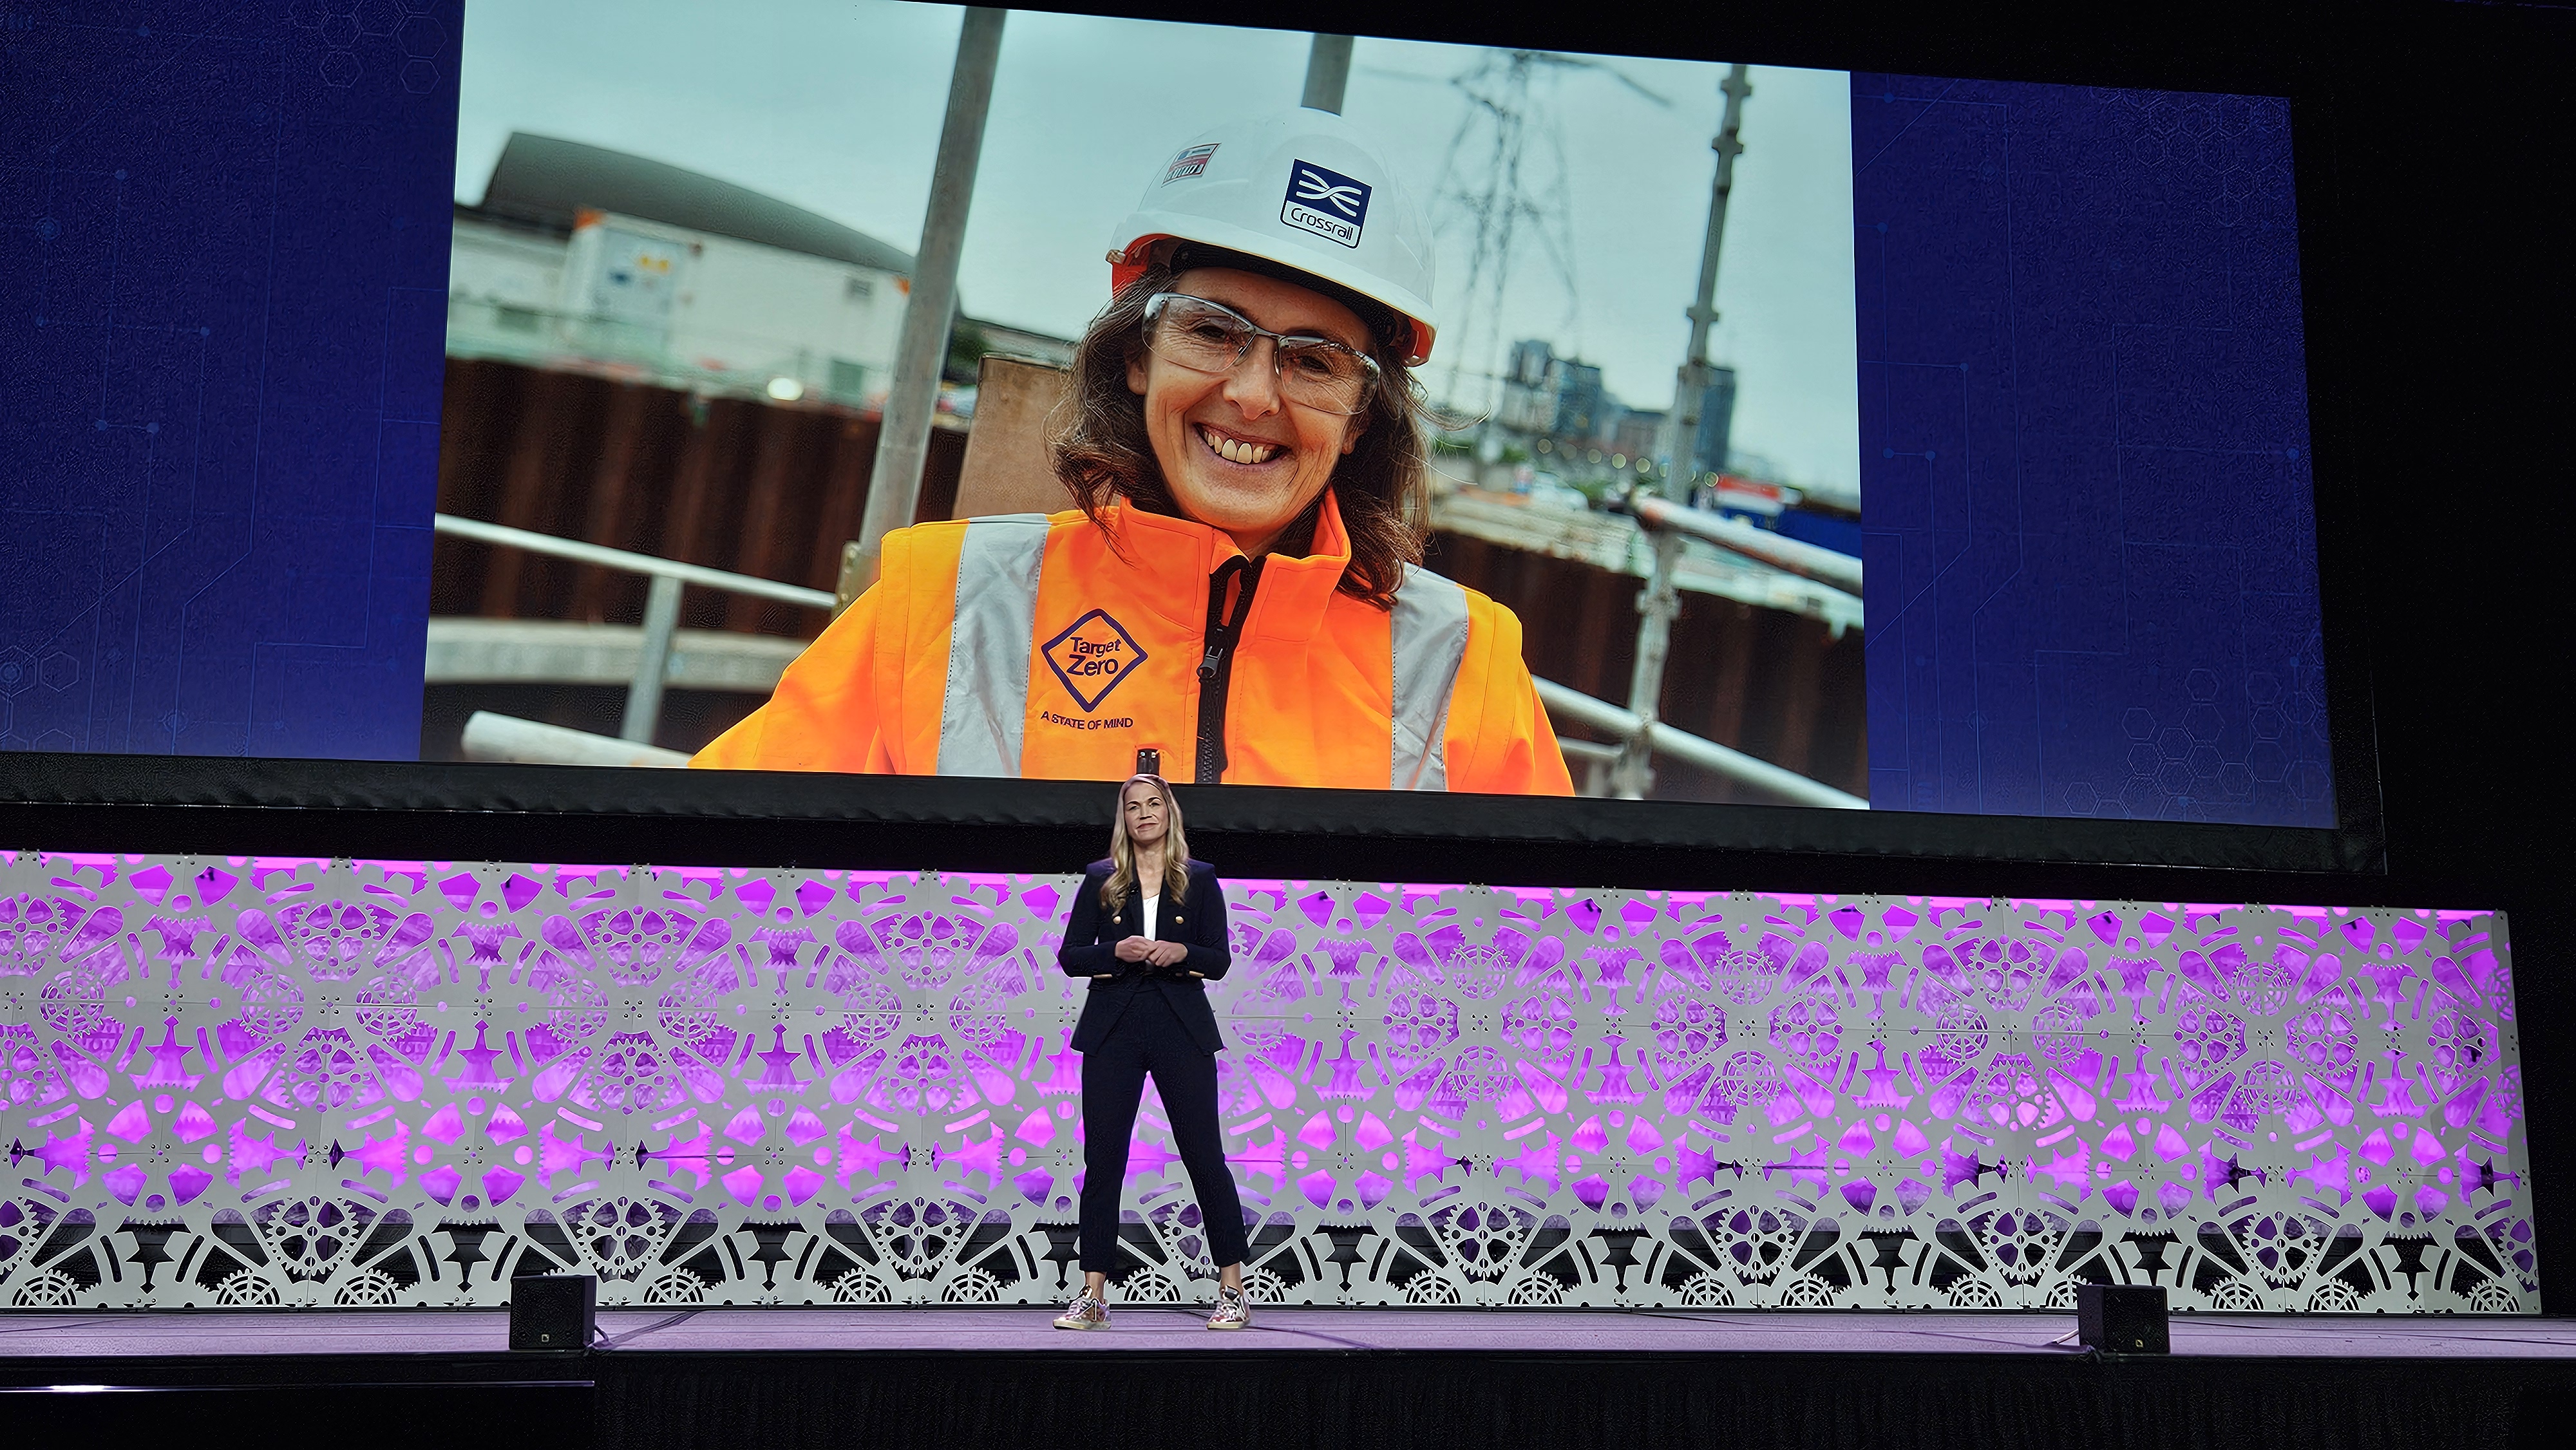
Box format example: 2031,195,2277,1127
1052,1291,1110,1330
1206,1284,1251,1330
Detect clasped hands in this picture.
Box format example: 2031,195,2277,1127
1094,933,1192,980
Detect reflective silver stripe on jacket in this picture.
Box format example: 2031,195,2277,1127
1388,564,1471,791
938,531,1471,787
936,514,1052,776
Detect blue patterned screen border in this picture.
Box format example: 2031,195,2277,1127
1854,77,2331,828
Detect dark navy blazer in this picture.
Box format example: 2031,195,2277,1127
1057,858,1231,1055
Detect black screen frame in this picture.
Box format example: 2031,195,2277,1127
0,0,2394,881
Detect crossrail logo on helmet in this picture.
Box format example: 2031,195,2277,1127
1106,109,1440,365
1282,159,1370,248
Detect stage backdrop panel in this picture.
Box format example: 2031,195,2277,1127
0,854,2528,1313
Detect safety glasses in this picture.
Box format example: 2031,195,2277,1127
1141,292,1382,417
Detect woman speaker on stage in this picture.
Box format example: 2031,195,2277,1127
1051,774,1251,1331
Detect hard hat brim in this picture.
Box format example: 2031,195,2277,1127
1112,215,1437,368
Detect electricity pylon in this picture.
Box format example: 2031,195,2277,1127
1421,49,1669,419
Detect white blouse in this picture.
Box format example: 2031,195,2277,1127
1140,890,1160,937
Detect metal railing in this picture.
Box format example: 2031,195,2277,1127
433,513,835,748
460,710,690,767
1626,491,1864,595
1583,487,1869,802
1535,679,1865,809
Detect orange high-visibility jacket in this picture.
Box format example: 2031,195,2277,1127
692,491,1573,794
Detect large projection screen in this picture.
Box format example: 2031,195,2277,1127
0,3,2378,871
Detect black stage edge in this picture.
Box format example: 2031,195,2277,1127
3,1346,2573,1450
601,1350,2575,1450
0,1378,593,1447
9,1312,2576,1450
0,750,2375,877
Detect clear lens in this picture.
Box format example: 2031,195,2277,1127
1145,294,1378,415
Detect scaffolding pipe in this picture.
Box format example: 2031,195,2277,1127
1537,679,1864,809
1611,531,1682,798
432,514,837,610
1625,62,1754,799
1628,493,1864,594
619,574,684,744
462,711,690,768
1302,35,1354,113
433,513,835,753
1685,67,1752,374
856,7,1007,585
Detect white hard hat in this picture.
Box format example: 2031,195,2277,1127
1109,107,1439,366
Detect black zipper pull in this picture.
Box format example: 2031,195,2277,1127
1194,556,1262,785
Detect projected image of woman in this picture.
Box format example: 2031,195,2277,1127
1049,775,1249,1330
692,108,1571,795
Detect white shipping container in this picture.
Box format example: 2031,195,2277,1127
556,210,908,401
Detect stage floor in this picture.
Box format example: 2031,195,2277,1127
5,1308,2573,1361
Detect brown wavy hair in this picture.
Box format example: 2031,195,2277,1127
1048,252,1443,609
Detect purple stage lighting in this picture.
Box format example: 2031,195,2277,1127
0,854,2530,1313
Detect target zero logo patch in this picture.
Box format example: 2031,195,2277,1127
1043,608,1147,712
1282,159,1370,248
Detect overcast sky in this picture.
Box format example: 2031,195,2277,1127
455,3,1859,492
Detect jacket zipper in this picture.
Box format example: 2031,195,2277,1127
1194,556,1264,785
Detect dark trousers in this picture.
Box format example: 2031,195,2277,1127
1077,985,1250,1274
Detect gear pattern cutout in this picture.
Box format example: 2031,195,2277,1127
0,854,2531,1313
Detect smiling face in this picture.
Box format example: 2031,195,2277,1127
1126,267,1372,558
1121,780,1169,849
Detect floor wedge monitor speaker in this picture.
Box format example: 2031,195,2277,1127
2077,1283,2170,1354
510,1274,598,1352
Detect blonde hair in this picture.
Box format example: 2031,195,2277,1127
1103,773,1192,912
